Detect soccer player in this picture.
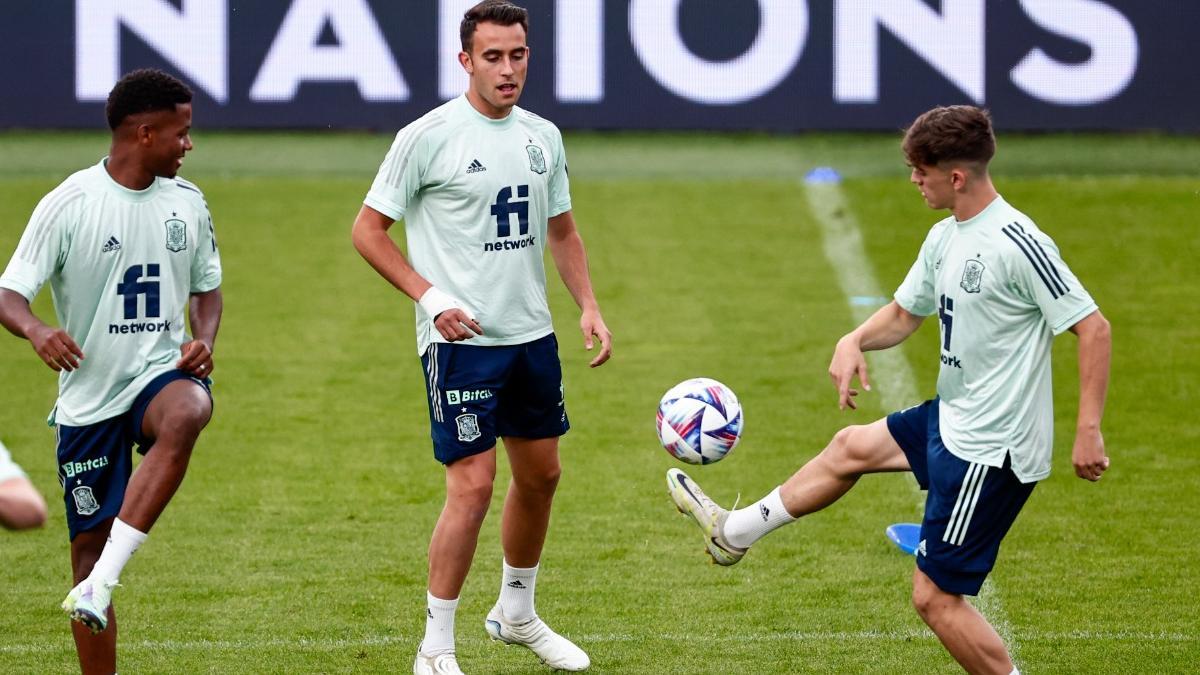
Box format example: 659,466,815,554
0,439,48,530
0,68,221,675
352,2,612,673
667,106,1111,674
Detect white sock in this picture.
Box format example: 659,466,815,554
723,487,796,549
498,560,538,623
1010,668,1020,675
88,518,147,585
422,592,458,655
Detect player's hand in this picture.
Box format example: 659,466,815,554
28,324,84,372
434,308,483,342
580,308,612,368
829,335,871,410
177,339,214,378
1072,427,1109,481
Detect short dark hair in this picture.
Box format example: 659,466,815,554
460,0,529,53
902,105,996,169
105,69,193,130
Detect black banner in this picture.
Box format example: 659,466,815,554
1,0,1194,131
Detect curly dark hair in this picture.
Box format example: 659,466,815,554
460,0,529,53
902,105,996,169
105,69,193,130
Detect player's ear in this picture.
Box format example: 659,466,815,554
135,123,154,147
950,167,968,191
459,51,473,75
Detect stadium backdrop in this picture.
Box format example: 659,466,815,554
0,0,1194,131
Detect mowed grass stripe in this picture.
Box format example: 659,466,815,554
1,628,1193,656
2,131,1200,181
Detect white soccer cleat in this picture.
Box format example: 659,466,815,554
666,468,748,566
413,647,465,675
61,578,117,633
485,604,590,671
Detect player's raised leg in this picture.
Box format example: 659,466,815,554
485,436,588,671
120,379,213,531
668,418,910,564
64,377,212,638
416,449,496,675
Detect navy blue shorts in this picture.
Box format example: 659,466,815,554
56,370,212,540
886,399,1036,595
420,333,569,465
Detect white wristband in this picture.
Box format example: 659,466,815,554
418,286,469,320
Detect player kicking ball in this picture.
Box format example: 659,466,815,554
0,69,221,675
667,105,1110,674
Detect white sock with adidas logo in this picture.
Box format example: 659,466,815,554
89,518,147,585
498,560,538,623
422,592,458,655
723,486,797,549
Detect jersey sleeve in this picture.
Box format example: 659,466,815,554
364,121,434,221
893,225,941,317
0,185,83,301
547,126,572,217
191,204,222,293
1002,222,1097,335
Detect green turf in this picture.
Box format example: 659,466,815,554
0,132,1197,673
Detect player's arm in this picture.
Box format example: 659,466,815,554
178,288,222,377
547,210,611,368
0,288,84,372
829,300,925,410
1068,309,1111,481
350,205,481,341
0,476,48,530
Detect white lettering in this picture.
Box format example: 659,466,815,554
439,0,477,100
251,0,408,102
835,0,984,103
75,0,227,102
629,0,807,105
556,0,604,103
1010,0,1138,105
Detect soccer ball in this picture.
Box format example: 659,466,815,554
656,378,743,465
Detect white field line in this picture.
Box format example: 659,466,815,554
1,629,1192,655
804,180,921,413
802,178,1018,659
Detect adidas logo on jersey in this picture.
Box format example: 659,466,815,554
101,236,122,253
466,159,487,174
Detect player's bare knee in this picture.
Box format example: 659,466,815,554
450,476,494,517
911,576,955,622
152,400,211,446
514,462,560,496
826,425,872,471
911,583,935,619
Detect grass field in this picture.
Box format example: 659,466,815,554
1,130,1198,673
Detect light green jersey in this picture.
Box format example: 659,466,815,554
895,196,1097,482
364,95,572,356
0,160,221,427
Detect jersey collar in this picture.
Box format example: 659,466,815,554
457,94,518,130
98,157,162,203
954,194,1006,228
